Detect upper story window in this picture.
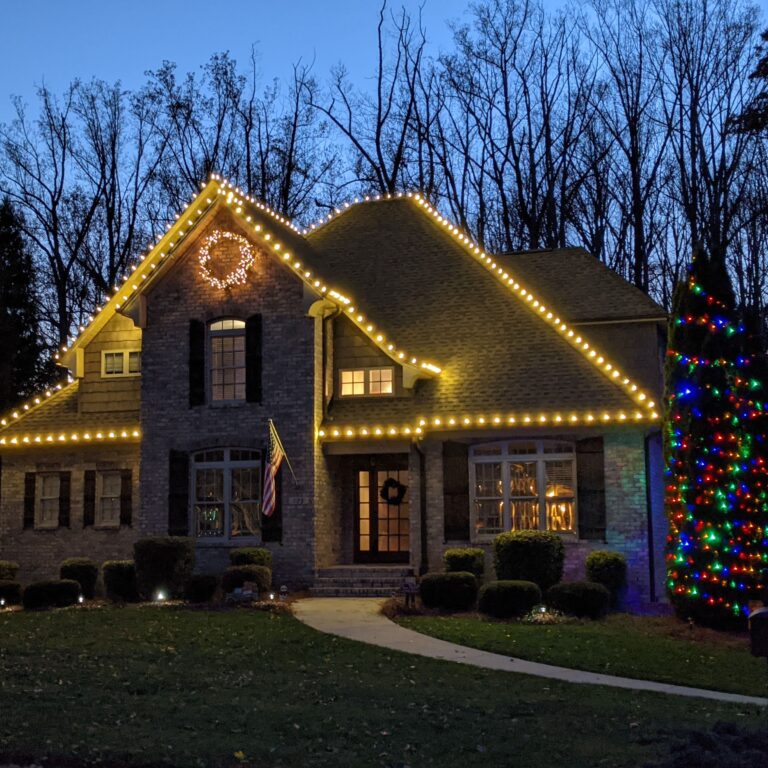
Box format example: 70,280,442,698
38,473,60,527
470,440,576,539
102,350,141,377
340,367,394,397
210,319,246,402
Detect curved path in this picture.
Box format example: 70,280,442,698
294,597,767,707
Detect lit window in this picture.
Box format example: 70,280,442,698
102,350,141,377
38,474,60,527
470,440,576,538
98,472,121,526
210,319,246,402
340,367,394,397
192,448,261,540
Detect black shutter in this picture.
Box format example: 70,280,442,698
23,472,35,529
577,437,606,541
262,465,282,542
58,471,71,528
120,469,133,526
83,470,96,527
245,314,262,403
168,450,189,536
443,442,470,540
189,319,206,407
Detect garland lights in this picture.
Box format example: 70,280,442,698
665,252,768,625
198,229,257,290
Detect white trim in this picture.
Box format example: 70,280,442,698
100,348,141,378
36,472,60,529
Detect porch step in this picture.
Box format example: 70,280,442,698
310,566,415,598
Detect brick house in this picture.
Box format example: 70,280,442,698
0,176,667,605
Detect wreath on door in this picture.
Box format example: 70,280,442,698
380,477,407,506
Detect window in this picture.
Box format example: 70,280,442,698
101,349,141,377
340,367,394,397
98,471,121,526
210,319,246,402
192,448,261,540
470,440,576,538
38,473,60,527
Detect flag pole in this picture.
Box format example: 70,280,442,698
269,419,298,487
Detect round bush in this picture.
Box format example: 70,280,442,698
222,565,271,595
103,560,138,603
0,560,20,581
60,557,98,599
184,574,219,603
0,580,22,605
546,581,610,619
23,579,81,610
444,548,485,578
133,537,195,599
586,550,627,606
493,531,564,591
228,547,273,568
478,580,542,618
419,572,478,611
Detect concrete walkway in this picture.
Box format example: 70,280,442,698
294,597,767,707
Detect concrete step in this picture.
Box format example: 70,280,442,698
312,565,415,597
309,585,403,598
313,578,407,589
317,566,414,578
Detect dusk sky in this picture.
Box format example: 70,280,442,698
0,0,574,124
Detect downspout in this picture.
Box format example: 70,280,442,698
644,433,657,603
413,441,428,575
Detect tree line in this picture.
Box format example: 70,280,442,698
1,0,767,406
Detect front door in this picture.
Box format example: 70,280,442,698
355,467,410,563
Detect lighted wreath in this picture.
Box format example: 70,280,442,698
198,229,257,290
380,477,407,506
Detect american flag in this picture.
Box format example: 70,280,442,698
262,421,284,518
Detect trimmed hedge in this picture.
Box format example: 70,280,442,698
493,531,564,591
103,560,139,603
546,581,610,619
444,548,485,579
419,572,478,611
184,574,219,603
0,560,19,581
60,558,99,599
23,579,81,610
586,550,627,608
133,537,195,599
229,547,273,568
0,580,22,605
222,565,272,595
478,580,542,618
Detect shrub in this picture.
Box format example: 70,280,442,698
133,537,195,599
585,550,627,607
23,579,81,610
184,574,219,603
419,572,478,611
0,580,22,605
60,558,98,599
222,565,271,595
444,548,485,578
493,531,564,591
103,560,138,603
229,547,273,568
0,560,19,580
546,581,610,619
478,580,542,618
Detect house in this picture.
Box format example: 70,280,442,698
0,176,668,605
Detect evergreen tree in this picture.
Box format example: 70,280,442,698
0,197,53,411
665,250,768,627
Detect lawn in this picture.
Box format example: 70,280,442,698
0,605,764,768
395,612,768,697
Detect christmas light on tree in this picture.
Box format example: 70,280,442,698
666,250,768,627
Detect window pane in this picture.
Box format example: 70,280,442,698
511,500,540,530
509,462,537,498
543,441,574,454
546,460,575,532
341,369,366,396
104,352,124,375
41,474,59,498
128,351,141,373
231,501,260,537
210,323,246,402
473,446,502,456
475,462,502,497
508,442,537,455
475,499,503,535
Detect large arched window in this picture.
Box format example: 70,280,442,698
469,440,576,539
192,448,261,540
209,319,246,402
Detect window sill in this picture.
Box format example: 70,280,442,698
33,522,59,531
93,523,122,531
195,537,262,547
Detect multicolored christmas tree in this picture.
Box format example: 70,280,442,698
665,250,768,627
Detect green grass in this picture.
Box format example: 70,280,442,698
396,613,768,697
0,605,763,768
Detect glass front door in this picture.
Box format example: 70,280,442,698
355,468,410,563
